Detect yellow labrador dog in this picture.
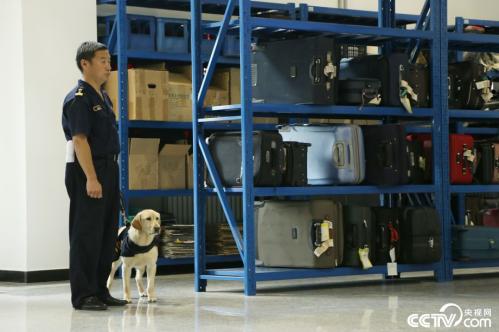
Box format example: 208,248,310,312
107,209,161,303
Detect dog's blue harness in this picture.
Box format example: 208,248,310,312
113,226,159,260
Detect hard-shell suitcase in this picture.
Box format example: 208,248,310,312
252,36,339,104
372,207,401,265
452,225,499,260
282,141,310,186
448,61,491,109
279,125,365,185
342,206,375,267
474,142,495,184
206,131,285,187
254,200,343,268
399,207,441,264
481,208,499,227
338,78,382,106
363,124,410,185
450,134,475,184
339,53,430,108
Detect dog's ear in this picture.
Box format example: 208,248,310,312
131,213,142,231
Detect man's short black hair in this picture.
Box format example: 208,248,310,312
76,41,108,72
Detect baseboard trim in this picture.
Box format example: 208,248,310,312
0,269,69,283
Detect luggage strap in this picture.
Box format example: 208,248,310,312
313,219,334,258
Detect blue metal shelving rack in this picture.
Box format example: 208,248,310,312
448,16,499,272
101,0,499,296
190,0,451,296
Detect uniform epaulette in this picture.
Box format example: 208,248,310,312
74,86,85,97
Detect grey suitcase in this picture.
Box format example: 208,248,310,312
254,200,343,268
279,124,365,185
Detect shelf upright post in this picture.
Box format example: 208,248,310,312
432,0,453,282
239,0,256,296
378,0,395,54
455,17,465,62
117,0,130,219
191,0,208,292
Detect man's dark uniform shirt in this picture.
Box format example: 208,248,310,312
62,79,119,155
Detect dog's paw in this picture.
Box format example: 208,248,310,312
147,297,157,303
124,297,132,304
139,292,147,298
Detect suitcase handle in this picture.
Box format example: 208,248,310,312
309,57,322,85
333,143,349,167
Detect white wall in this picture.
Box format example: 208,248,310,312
346,0,499,22
0,0,28,271
22,0,97,271
0,0,96,272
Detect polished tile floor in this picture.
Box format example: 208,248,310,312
1,268,499,332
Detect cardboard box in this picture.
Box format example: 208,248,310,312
165,73,193,122
165,66,229,122
128,138,159,190
159,144,191,189
105,69,169,121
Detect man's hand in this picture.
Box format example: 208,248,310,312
73,134,102,199
86,177,103,199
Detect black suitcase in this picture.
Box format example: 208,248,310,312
399,207,442,264
252,36,339,104
339,53,430,108
282,141,310,186
206,131,285,187
407,140,427,184
474,142,495,184
448,61,490,109
363,125,410,185
372,207,401,265
343,206,375,267
338,78,382,106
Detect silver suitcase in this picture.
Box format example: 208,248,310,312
279,124,365,185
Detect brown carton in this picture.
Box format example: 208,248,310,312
128,138,159,189
105,69,169,121
158,144,191,189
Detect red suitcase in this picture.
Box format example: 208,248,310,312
481,208,499,227
450,134,475,184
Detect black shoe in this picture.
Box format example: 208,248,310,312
99,295,128,306
74,296,107,311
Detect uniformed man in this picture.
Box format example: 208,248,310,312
62,41,127,310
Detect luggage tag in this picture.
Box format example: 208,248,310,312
358,246,373,269
314,220,334,258
400,80,418,114
463,149,476,163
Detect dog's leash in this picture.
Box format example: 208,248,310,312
119,192,130,227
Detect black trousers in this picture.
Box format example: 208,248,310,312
65,157,119,307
